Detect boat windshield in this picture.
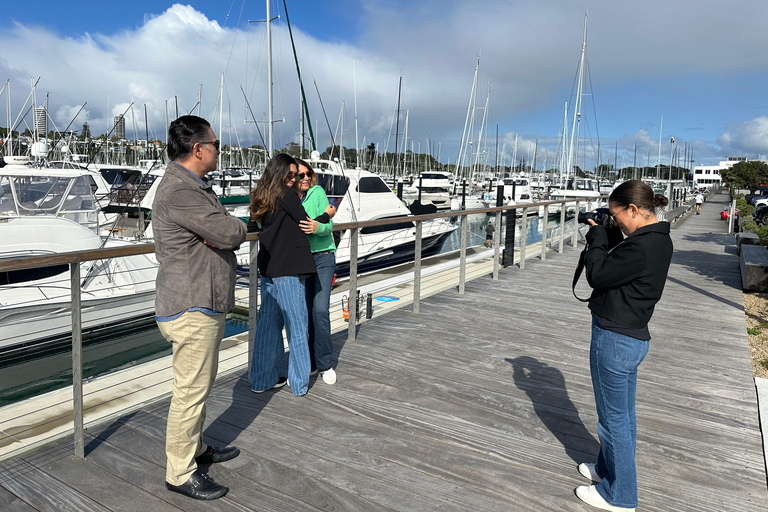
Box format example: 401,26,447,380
0,175,99,229
100,169,154,205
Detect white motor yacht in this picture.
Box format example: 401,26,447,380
401,171,453,210
309,155,457,277
0,161,158,353
547,177,604,214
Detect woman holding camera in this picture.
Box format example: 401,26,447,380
576,180,673,512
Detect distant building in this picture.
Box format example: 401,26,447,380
692,156,749,188
34,107,47,138
114,115,126,139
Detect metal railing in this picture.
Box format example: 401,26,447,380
0,195,607,459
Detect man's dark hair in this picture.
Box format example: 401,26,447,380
167,115,211,161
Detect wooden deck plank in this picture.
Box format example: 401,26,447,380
0,457,110,512
0,484,38,512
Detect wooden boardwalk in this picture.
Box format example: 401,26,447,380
1,194,765,511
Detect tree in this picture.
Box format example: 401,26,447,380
720,161,768,193
279,141,301,157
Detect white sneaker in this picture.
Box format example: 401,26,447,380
578,462,602,483
319,368,337,385
575,485,635,512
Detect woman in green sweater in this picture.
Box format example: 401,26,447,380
295,158,338,385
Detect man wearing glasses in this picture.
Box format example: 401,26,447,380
153,115,246,500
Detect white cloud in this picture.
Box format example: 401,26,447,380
716,117,768,158
1,1,767,167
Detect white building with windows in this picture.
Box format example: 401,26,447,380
692,156,748,188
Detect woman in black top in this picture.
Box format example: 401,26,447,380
575,180,673,512
248,153,316,396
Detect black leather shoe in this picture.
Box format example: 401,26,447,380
165,470,228,500
195,445,240,464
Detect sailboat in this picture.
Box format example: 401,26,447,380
548,14,603,212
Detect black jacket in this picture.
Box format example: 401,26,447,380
248,186,316,278
584,222,673,330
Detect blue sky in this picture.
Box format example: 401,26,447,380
2,0,767,169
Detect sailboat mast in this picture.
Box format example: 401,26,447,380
457,57,479,182
354,61,360,168
394,76,402,176
219,73,224,169
566,13,587,184
266,0,274,158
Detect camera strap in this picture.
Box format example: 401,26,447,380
572,248,590,302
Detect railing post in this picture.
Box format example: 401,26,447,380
492,210,502,280
459,214,467,295
70,260,84,459
248,239,258,384
413,220,422,313
347,227,359,341
541,205,549,261
519,207,529,269
571,201,580,248
559,201,566,253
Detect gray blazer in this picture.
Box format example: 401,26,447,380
153,161,247,316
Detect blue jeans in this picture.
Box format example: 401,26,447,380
306,252,335,372
250,276,311,396
590,316,649,509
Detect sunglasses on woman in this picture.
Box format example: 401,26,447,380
297,172,312,180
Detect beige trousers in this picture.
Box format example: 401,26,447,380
157,311,226,485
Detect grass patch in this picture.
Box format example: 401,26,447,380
760,359,768,371
748,327,762,335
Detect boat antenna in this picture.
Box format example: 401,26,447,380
282,0,315,151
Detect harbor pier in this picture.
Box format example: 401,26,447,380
0,193,765,511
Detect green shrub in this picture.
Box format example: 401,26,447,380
743,220,758,232
737,198,755,218
748,327,762,335
756,225,768,244
760,359,768,371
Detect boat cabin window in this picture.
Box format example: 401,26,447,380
102,169,153,204
315,173,350,208
420,173,447,180
356,176,392,194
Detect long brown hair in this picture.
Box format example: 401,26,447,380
250,153,297,222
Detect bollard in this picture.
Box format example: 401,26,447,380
366,293,373,319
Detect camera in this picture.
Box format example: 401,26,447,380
577,207,612,227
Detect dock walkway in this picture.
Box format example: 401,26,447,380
1,193,765,511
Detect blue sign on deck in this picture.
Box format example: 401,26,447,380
375,296,400,302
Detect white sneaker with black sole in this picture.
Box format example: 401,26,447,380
575,485,635,512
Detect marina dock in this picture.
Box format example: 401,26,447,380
0,193,765,511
